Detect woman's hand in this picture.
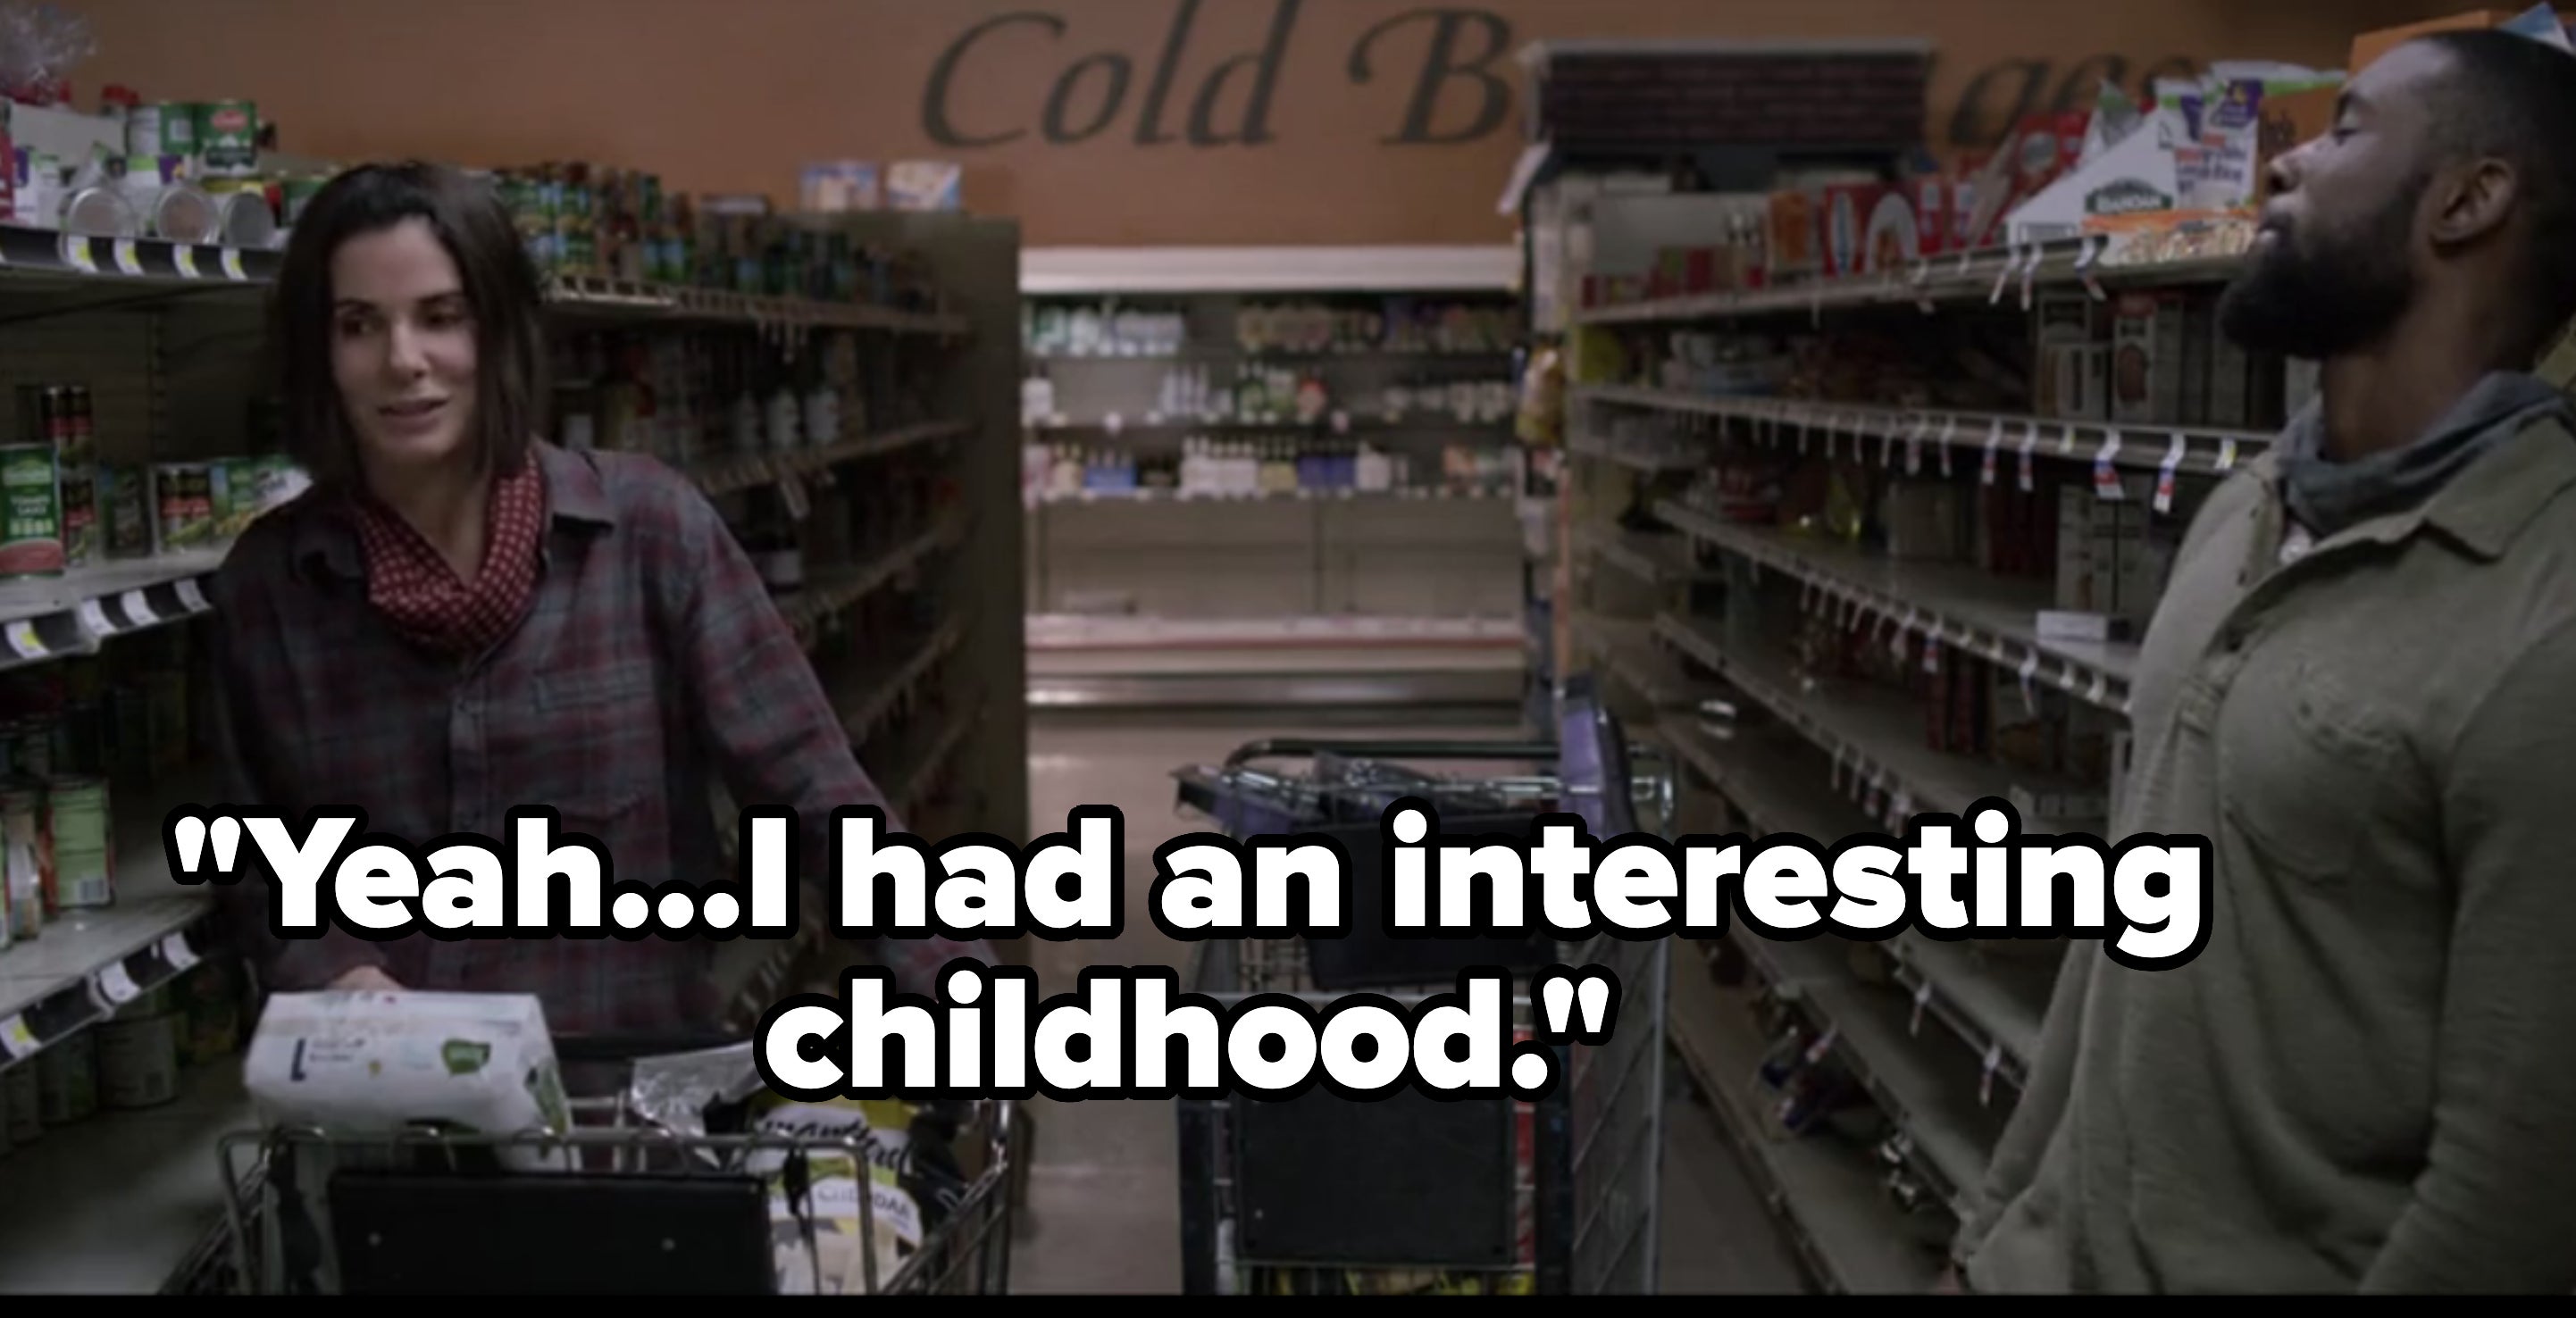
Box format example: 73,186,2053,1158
329,965,405,992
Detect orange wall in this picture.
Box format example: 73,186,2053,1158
65,0,2436,246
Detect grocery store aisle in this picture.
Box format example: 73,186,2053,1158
1008,708,1809,1295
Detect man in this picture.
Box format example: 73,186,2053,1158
1951,31,2576,1293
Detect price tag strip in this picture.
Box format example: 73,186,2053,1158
2154,432,2188,514
2018,422,2040,493
2019,243,2044,312
1980,419,2003,487
96,961,141,1006
0,1014,34,1059
1990,243,2020,305
1980,1042,2006,1107
2059,424,2080,459
2019,651,2042,717
78,598,114,637
175,577,211,612
1936,418,1957,480
160,931,201,971
2094,430,2128,501
1904,416,1926,476
119,588,155,625
60,235,99,276
4,619,43,661
2217,437,2241,473
2076,234,2109,302
175,246,203,279
1911,978,1936,1035
221,247,249,281
112,238,146,277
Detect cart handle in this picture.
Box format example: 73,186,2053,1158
552,1032,750,1064
1220,738,1560,771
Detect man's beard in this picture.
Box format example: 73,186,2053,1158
2217,182,2422,361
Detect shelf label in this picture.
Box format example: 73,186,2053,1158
2218,437,2241,473
4,620,43,660
159,931,201,971
220,247,249,281
175,578,210,612
1922,637,1941,676
96,961,140,1006
2154,433,2187,514
1936,418,1956,479
112,238,145,277
77,598,113,636
2059,424,2079,459
1889,790,1914,830
61,235,99,275
1980,1042,2005,1106
2093,431,2127,500
1990,243,2019,304
175,245,203,279
2019,652,2041,716
2020,243,2044,311
1981,420,2003,487
1911,979,1935,1035
0,1014,32,1058
119,588,155,624
1904,417,1924,476
2018,423,2039,493
2087,670,2111,705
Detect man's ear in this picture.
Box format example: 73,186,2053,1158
2430,157,2520,250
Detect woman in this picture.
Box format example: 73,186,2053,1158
211,161,978,1039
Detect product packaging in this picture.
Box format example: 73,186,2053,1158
886,162,962,213
799,162,881,213
243,991,573,1169
2111,293,2185,425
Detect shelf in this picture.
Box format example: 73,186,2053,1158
1661,720,2056,1092
545,273,967,336
1036,485,1511,505
1665,949,1946,1295
1580,615,1727,711
890,696,981,819
1577,385,2263,480
1649,610,2101,832
1652,501,2137,715
838,614,968,744
1727,925,2015,1216
0,764,229,1079
0,1057,255,1294
0,549,227,671
1027,613,1523,651
1032,347,1512,364
689,420,971,497
1576,523,1721,587
776,511,962,637
1576,234,2243,328
0,226,966,337
1568,428,1704,473
1030,416,1510,436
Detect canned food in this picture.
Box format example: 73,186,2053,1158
141,103,199,160
0,443,63,578
37,1030,96,1125
47,777,108,909
213,456,277,538
62,186,141,238
148,182,220,245
4,1064,38,1143
153,462,215,553
101,464,150,557
97,1010,178,1109
11,720,51,780
214,188,277,250
1,787,38,940
197,100,259,178
59,465,96,568
63,386,93,466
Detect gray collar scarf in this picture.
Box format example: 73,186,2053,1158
2273,371,2574,538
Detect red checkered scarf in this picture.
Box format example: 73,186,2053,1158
350,460,548,655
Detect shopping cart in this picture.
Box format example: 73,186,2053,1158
1168,675,1675,1296
210,1032,1016,1296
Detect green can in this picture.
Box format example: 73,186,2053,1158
46,776,109,910
0,444,63,579
100,465,150,558
153,462,215,553
197,101,259,179
141,103,200,160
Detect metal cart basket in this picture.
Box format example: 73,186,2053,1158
1168,676,1675,1296
212,1033,1016,1296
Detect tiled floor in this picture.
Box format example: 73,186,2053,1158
1007,708,1809,1295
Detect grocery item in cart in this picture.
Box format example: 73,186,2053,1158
244,991,573,1172
746,1094,956,1294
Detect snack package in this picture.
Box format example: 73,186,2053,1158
244,991,572,1161
627,1042,975,1296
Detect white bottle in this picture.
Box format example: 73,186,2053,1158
1356,444,1392,493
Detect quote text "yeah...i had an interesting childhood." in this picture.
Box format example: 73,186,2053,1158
161,798,2212,1103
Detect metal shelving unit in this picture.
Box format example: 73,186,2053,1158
0,203,1030,1295
1558,216,2271,1290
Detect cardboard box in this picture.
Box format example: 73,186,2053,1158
2112,293,2187,425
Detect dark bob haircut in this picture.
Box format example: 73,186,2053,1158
271,161,548,487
